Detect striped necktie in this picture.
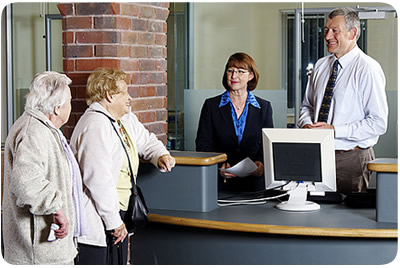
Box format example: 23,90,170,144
318,60,339,122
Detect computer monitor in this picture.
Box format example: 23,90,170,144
262,128,336,212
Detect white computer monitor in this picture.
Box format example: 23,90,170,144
262,128,336,212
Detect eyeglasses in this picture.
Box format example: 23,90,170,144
226,69,249,76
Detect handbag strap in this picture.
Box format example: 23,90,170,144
91,110,138,193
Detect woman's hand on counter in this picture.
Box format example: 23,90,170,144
158,154,176,172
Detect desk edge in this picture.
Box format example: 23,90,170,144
148,213,397,238
174,153,227,166
368,163,398,173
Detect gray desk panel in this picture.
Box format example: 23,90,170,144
132,223,397,265
376,172,398,223
138,163,218,212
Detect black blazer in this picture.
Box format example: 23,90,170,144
196,93,274,167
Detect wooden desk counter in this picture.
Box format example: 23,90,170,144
132,203,397,265
133,155,397,264
147,203,397,238
368,158,398,173
148,213,396,238
171,150,227,166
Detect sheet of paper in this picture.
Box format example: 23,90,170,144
220,157,258,177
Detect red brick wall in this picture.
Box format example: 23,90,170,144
57,2,169,144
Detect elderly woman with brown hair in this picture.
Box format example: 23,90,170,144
2,71,87,264
70,69,175,265
196,52,274,193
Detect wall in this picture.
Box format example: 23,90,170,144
57,2,169,143
192,2,397,92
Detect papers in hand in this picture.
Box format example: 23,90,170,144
220,157,257,177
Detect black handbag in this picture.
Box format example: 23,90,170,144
94,110,149,233
124,182,148,233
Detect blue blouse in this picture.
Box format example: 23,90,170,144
219,90,261,144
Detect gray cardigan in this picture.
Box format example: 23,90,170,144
2,108,77,264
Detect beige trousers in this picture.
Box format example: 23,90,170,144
335,147,375,194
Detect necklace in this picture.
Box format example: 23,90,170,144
231,92,247,111
233,102,245,111
235,105,243,110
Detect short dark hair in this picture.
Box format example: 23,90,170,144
328,7,361,40
222,52,259,91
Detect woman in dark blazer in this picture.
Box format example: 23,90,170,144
196,52,274,192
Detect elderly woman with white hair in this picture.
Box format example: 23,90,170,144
2,71,87,264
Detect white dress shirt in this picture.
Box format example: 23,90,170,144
298,46,388,150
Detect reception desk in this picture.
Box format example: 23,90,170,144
131,204,397,265
132,154,398,265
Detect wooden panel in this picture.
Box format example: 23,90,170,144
171,151,227,166
368,158,398,173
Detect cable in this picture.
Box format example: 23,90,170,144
219,182,290,201
218,191,290,203
217,191,291,207
218,201,268,207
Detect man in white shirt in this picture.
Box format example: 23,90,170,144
298,8,388,194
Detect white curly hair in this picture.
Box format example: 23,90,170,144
25,71,72,115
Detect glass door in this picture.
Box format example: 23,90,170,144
2,3,62,144
166,3,189,150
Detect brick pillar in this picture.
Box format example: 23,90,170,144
57,2,169,144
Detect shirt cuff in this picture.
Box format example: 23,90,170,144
333,124,348,139
298,119,313,128
103,213,124,231
150,150,170,169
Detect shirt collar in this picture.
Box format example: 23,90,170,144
219,91,231,107
334,45,360,70
219,90,261,109
247,91,261,108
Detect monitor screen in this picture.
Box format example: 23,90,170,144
262,128,336,211
263,128,336,192
272,142,322,182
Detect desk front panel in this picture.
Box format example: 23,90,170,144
131,222,397,265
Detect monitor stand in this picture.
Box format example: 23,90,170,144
276,183,320,212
